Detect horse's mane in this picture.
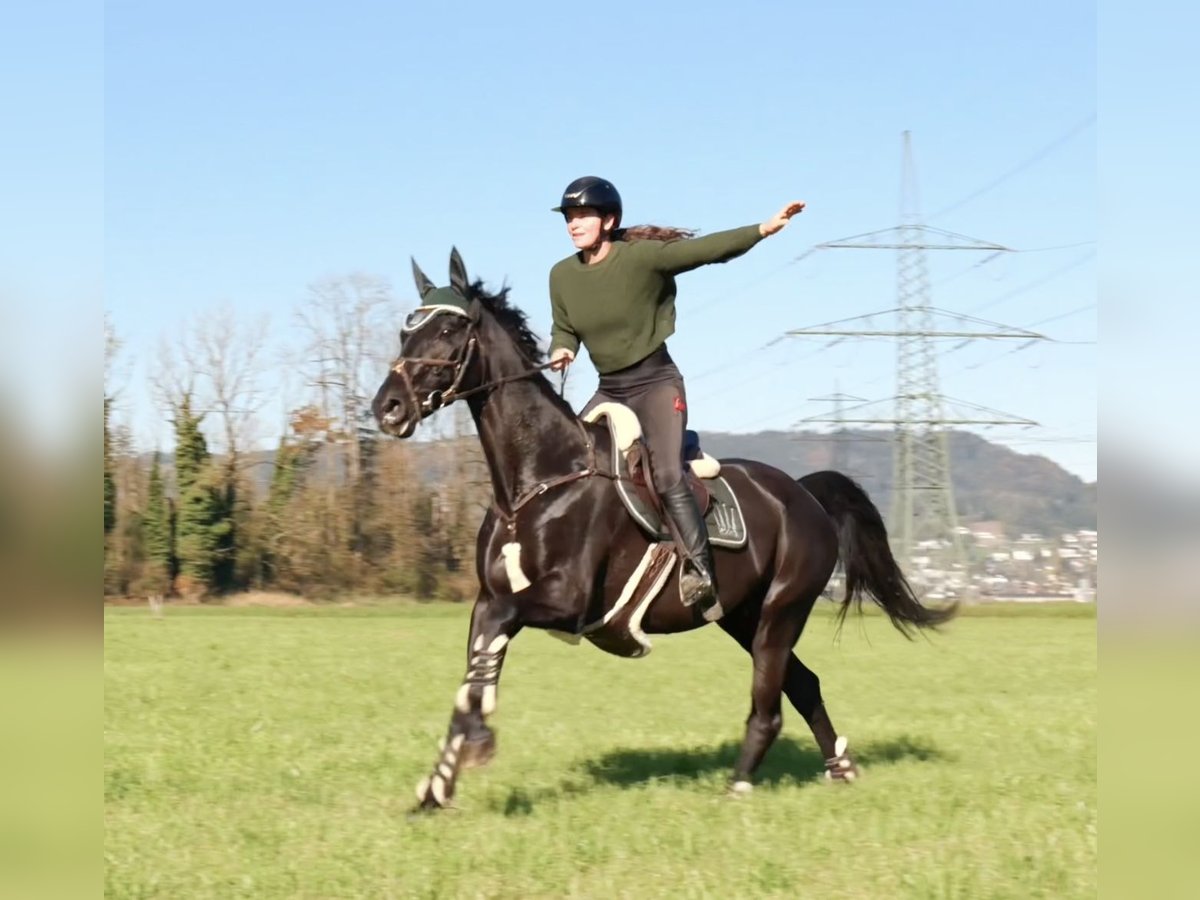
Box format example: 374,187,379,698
466,279,546,364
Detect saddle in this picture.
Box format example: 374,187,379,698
541,404,746,657
582,403,748,549
627,440,711,516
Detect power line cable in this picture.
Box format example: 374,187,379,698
968,250,1095,315
928,114,1095,221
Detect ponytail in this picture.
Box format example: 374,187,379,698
613,224,698,243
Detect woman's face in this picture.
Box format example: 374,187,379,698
564,207,615,250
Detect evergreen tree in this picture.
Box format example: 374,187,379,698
260,437,311,587
172,395,227,595
174,394,207,495
142,452,174,593
104,398,116,536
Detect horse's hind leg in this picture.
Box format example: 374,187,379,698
782,654,860,782
721,596,809,794
721,595,858,788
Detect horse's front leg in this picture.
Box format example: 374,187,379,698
414,593,521,811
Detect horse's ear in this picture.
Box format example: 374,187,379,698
467,296,483,322
411,257,436,300
448,246,469,297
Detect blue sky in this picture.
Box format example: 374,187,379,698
83,2,1099,478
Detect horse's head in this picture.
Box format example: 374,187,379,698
373,248,481,438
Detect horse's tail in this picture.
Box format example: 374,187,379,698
798,470,957,638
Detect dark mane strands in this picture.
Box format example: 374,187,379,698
466,279,546,365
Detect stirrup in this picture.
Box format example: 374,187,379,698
679,561,723,621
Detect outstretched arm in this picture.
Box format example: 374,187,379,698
759,201,806,237
652,201,806,275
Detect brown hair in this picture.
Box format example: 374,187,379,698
613,224,698,243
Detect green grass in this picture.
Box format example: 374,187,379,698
105,603,1096,899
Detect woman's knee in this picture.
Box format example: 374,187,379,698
649,455,684,494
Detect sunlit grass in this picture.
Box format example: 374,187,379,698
105,603,1095,898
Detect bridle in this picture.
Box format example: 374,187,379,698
389,313,559,417
390,305,612,536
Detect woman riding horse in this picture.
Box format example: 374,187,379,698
372,250,953,811
548,176,806,618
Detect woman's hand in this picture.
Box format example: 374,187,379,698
549,347,575,371
759,201,806,237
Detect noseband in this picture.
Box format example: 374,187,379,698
390,319,559,418
390,330,480,415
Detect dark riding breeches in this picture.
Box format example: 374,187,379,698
580,345,687,494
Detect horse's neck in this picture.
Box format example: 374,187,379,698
466,336,583,513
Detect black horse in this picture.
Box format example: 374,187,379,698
372,249,954,810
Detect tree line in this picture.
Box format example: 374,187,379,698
103,275,491,602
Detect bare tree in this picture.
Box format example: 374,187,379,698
150,305,269,461
193,305,270,469
148,306,272,593
104,314,121,390
150,332,197,420
293,273,398,482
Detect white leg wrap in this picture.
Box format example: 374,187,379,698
455,683,471,713
430,775,447,806
487,635,510,654
501,542,531,592
442,732,464,767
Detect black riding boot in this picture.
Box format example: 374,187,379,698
659,478,721,620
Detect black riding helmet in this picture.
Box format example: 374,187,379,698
552,176,622,227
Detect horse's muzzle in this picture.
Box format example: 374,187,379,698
376,397,418,438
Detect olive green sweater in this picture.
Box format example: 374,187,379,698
548,224,764,374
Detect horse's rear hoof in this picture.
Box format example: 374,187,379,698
727,780,754,798
824,735,860,783
460,732,497,769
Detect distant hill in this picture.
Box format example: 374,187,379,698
696,428,1096,537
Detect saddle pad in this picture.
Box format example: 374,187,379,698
618,472,747,548
583,404,748,549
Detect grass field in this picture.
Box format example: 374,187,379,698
104,602,1096,899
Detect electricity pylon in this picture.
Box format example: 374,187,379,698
789,132,1045,587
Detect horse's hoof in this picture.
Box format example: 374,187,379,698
824,763,860,783
727,780,754,798
824,735,860,784
459,732,497,769
414,773,454,809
